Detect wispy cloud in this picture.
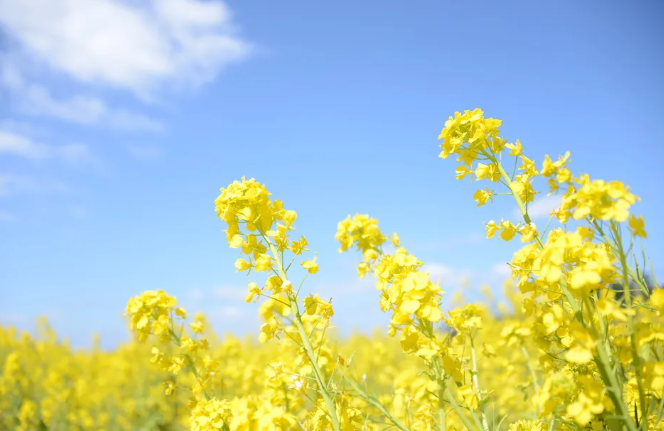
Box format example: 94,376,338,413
183,287,249,331
0,119,52,139
19,85,165,132
407,232,484,253
214,285,246,301
490,262,512,279
186,284,247,304
220,306,244,318
0,130,49,158
313,277,374,299
0,0,252,221
1,59,164,132
0,130,97,165
0,314,30,325
0,0,251,98
422,263,472,287
0,173,70,197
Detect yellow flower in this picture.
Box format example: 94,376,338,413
190,398,232,431
264,275,283,293
565,345,593,364
290,235,308,254
301,257,319,274
628,214,647,238
165,380,175,396
281,279,294,294
234,257,252,273
561,178,639,223
229,234,243,248
500,220,518,241
473,187,494,206
150,346,162,363
253,253,274,272
260,320,283,343
336,214,386,253
505,140,523,156
475,162,501,182
541,151,570,177
565,376,606,425
245,281,261,303
508,420,546,431
388,232,400,247
125,290,178,342
518,223,537,243
446,304,483,334
190,321,205,334
438,108,502,163
458,385,479,410
303,294,334,320
556,167,571,183
518,155,539,178
288,375,308,392
485,220,498,238
455,165,474,180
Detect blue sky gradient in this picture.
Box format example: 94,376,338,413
1,0,663,348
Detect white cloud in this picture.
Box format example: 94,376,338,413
185,285,246,304
220,306,244,318
407,232,483,253
0,59,24,91
19,84,164,131
0,130,49,158
0,119,51,139
0,314,30,325
515,194,562,221
214,285,246,301
188,288,206,302
422,263,472,287
0,60,164,131
313,277,374,299
0,130,96,164
56,142,98,165
0,0,251,97
490,262,512,279
0,173,70,196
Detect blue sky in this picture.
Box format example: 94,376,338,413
1,0,663,349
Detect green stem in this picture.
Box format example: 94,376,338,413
520,345,540,391
444,385,479,431
491,153,581,316
591,220,650,296
490,152,637,431
582,300,637,431
261,232,342,431
438,379,448,431
470,336,489,431
168,328,211,401
421,321,479,431
610,222,648,430
345,377,412,431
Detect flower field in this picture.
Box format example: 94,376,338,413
2,109,662,431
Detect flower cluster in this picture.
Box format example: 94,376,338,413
126,290,181,342
215,177,307,277
437,108,658,431
2,108,661,431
